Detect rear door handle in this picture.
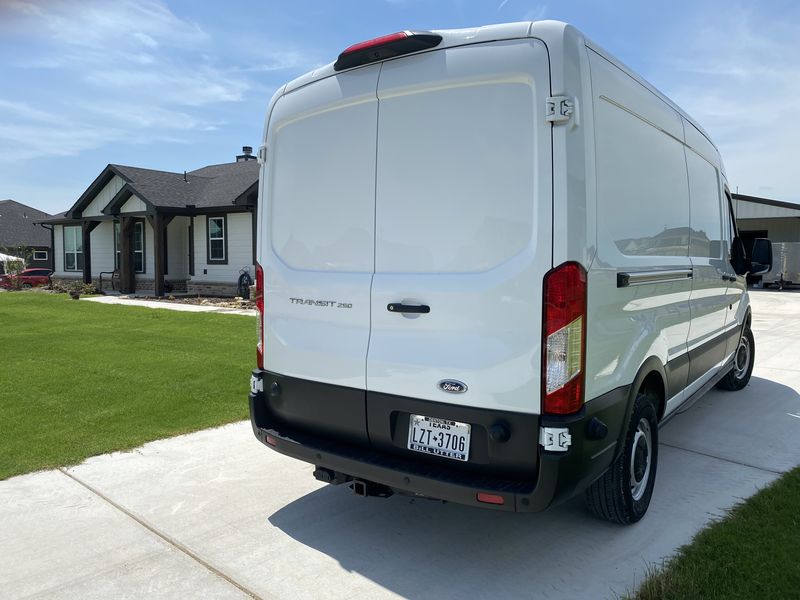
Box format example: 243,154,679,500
387,303,430,314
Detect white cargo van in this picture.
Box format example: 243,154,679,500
248,21,773,523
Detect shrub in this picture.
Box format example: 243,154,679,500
49,280,98,296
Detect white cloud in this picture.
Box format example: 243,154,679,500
0,0,309,165
132,32,159,49
84,68,250,106
4,1,44,18
0,121,124,162
522,5,547,21
0,100,60,124
236,50,309,73
6,0,208,50
653,7,800,202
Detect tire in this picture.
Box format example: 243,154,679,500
716,328,755,391
584,391,659,525
21,283,32,289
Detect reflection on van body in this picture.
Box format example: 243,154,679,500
615,227,715,257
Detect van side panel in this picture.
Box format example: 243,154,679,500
684,146,730,388
540,23,598,269
585,50,693,402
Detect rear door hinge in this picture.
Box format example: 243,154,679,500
257,144,268,164
546,96,574,124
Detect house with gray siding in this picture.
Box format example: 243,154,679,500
0,199,54,271
44,147,259,296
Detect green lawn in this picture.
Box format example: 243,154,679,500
629,466,800,599
0,292,254,479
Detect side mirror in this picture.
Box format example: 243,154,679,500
750,238,773,275
730,237,749,276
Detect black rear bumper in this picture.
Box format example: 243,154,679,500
249,370,629,512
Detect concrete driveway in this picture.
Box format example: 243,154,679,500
2,290,799,599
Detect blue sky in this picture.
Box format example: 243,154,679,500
1,0,799,214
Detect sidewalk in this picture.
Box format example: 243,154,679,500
81,295,256,316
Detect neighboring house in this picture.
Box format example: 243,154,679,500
0,199,54,271
43,147,259,296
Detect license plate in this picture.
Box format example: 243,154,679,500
407,415,471,462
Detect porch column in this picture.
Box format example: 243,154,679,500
119,217,135,294
148,213,174,297
81,221,99,284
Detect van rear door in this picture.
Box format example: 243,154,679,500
366,40,553,415
261,65,380,442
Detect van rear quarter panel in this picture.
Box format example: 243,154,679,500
585,49,693,402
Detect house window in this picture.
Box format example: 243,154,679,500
134,221,144,273
207,215,227,264
33,250,48,261
63,226,83,271
114,222,120,270
113,220,145,273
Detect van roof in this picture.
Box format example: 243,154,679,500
281,20,720,169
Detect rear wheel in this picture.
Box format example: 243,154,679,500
716,328,755,391
585,391,659,525
21,283,32,289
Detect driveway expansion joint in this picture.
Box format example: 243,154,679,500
58,468,265,600
660,443,786,476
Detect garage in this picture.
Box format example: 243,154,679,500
733,193,800,286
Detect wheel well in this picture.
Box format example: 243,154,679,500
640,371,666,421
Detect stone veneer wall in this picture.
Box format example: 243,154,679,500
54,275,223,296
50,275,83,285
186,281,240,297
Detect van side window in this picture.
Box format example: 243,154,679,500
595,99,689,258
686,149,723,258
725,192,737,243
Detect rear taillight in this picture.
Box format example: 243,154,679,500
333,30,443,71
542,262,587,415
255,262,264,370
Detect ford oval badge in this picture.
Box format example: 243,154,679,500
438,380,467,394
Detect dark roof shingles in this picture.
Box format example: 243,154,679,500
109,161,258,210
0,200,53,247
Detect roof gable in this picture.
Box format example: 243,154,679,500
65,165,132,219
66,161,259,218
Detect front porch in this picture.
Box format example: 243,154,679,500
53,213,193,296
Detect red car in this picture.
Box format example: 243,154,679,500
0,268,53,289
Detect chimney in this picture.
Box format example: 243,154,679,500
236,146,256,162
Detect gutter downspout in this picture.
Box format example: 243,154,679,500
38,223,55,271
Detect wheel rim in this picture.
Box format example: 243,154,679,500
630,418,652,501
733,334,751,380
